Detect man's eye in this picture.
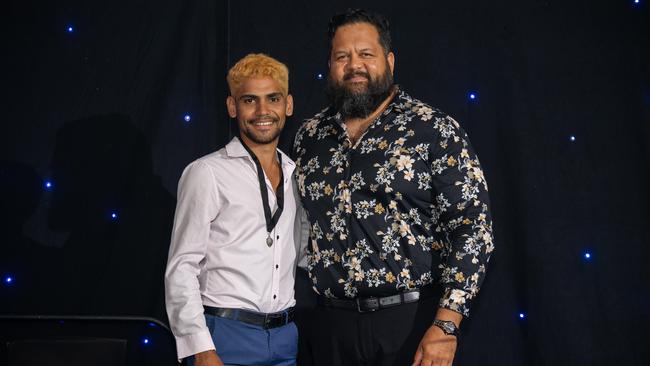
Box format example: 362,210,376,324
270,96,281,102
243,98,254,104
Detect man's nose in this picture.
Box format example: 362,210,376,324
256,100,270,115
345,53,363,72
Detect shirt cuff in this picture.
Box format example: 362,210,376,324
438,287,472,317
174,328,215,361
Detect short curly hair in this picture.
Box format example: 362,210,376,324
227,53,289,96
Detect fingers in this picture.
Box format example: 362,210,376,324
420,357,450,366
415,346,454,366
430,355,453,366
412,347,452,366
411,347,423,366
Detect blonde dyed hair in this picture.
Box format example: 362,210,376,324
227,53,289,96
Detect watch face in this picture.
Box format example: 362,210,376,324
435,320,458,336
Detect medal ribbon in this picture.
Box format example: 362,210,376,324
240,140,284,240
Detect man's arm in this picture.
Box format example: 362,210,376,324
430,114,494,316
165,161,220,361
414,114,494,365
293,184,311,270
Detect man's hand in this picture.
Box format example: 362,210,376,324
194,350,223,366
411,324,457,366
412,308,462,366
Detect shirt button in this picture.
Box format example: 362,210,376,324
276,264,279,269
273,295,277,299
276,235,280,239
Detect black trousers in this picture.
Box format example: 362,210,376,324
308,296,438,366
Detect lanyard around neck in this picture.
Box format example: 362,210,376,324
240,140,284,241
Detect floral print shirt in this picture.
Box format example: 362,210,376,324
293,89,494,317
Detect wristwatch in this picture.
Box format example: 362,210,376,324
432,319,460,337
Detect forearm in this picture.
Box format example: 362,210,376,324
165,260,215,359
438,200,493,316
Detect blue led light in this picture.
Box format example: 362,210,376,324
519,313,525,319
634,0,640,4
183,114,191,122
111,212,118,220
44,180,53,190
468,92,477,101
4,276,13,285
148,322,157,327
67,26,74,33
584,252,592,260
316,73,324,80
569,135,576,142
142,338,150,345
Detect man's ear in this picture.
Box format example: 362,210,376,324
286,94,294,117
226,96,237,118
387,52,395,75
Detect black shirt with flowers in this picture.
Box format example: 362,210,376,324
293,89,494,317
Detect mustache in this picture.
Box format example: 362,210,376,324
248,115,279,124
343,71,371,81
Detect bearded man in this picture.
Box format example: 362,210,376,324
293,9,494,366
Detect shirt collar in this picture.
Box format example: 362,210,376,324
379,85,407,115
225,136,295,168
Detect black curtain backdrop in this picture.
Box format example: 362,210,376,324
1,0,649,365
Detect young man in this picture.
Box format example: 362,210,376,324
166,53,301,366
294,9,494,366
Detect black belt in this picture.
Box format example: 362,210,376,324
318,286,438,313
203,306,294,329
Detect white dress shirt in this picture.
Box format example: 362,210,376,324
165,137,303,360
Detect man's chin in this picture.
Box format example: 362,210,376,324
345,83,368,93
242,131,280,145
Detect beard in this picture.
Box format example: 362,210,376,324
326,67,394,120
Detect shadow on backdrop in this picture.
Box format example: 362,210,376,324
44,114,175,322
